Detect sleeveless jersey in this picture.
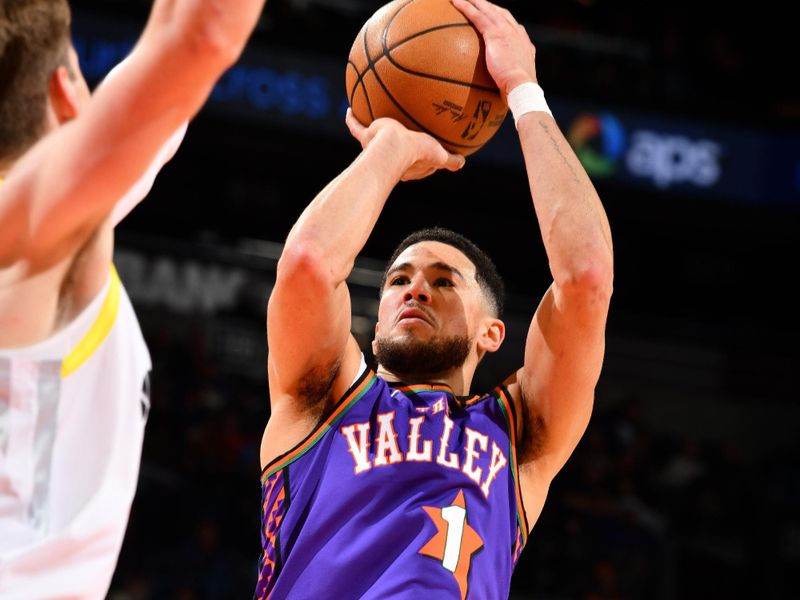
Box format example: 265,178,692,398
0,266,151,599
256,366,529,600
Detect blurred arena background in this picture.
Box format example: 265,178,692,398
66,1,798,598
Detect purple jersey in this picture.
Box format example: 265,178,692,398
256,367,529,600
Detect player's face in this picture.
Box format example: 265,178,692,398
375,241,489,350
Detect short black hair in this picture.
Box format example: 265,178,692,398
381,227,505,317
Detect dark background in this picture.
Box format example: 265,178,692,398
66,1,799,598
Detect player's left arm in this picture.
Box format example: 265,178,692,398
456,0,613,488
96,54,188,227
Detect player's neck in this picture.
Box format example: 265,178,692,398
375,364,473,396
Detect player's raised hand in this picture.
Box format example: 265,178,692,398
452,0,537,97
345,109,465,181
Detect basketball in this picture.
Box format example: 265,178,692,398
346,0,508,157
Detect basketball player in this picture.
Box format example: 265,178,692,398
0,1,266,597
257,0,613,598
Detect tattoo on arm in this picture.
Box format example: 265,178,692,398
538,121,582,185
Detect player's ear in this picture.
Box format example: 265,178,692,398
49,65,81,125
477,317,504,354
371,322,380,356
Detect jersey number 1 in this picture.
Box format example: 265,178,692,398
440,505,467,572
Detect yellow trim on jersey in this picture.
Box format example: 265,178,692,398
61,265,121,378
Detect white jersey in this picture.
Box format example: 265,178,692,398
0,267,150,598
0,112,187,597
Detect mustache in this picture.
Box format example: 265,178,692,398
397,301,435,323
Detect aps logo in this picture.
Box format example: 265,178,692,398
568,112,722,190
568,113,626,178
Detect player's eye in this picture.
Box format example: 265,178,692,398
434,278,454,287
390,276,410,286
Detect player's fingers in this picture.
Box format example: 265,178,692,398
465,0,515,26
451,0,495,33
495,4,519,28
443,150,466,172
345,108,368,143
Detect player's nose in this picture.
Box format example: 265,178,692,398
403,274,431,304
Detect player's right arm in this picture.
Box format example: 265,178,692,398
262,113,463,466
0,0,266,270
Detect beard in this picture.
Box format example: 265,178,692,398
374,333,472,378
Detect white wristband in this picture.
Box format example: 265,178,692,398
507,82,552,127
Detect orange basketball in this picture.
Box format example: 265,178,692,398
346,0,507,157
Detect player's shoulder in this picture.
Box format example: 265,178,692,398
497,370,523,405
491,369,526,439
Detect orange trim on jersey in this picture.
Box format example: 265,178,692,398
494,386,529,548
260,471,286,585
463,394,483,407
262,370,378,481
61,265,121,378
